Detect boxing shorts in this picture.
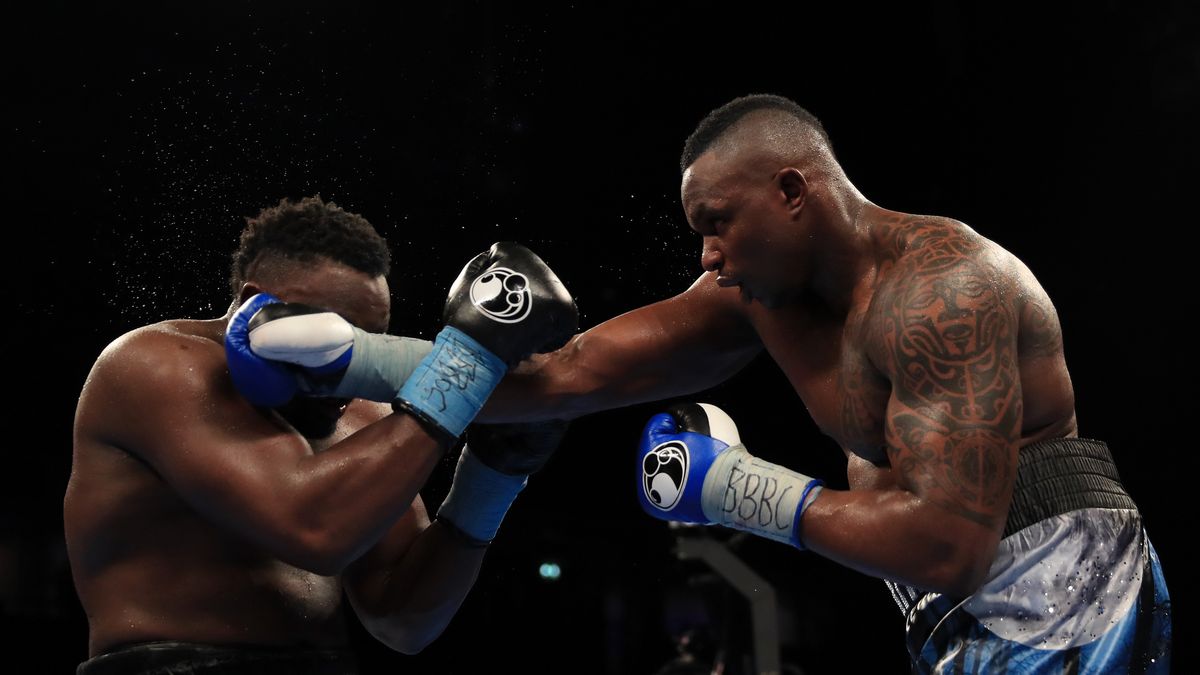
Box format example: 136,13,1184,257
886,438,1172,674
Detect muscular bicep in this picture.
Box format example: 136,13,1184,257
877,255,1023,532
485,272,761,421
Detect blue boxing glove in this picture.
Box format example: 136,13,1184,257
225,293,432,407
637,402,823,549
225,293,299,407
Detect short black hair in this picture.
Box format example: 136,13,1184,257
680,94,831,173
229,195,391,296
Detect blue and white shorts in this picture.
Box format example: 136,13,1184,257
891,439,1172,674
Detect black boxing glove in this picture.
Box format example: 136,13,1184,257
466,418,571,476
394,242,578,441
443,241,578,366
436,419,571,545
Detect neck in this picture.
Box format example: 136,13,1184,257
803,180,874,316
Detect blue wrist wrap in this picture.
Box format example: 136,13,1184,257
395,326,507,439
437,447,528,543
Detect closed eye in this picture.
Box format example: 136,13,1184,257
707,215,736,238
688,204,731,235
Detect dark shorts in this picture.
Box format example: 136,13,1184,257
76,641,360,675
888,439,1173,674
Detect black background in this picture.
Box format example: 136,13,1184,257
5,2,1197,672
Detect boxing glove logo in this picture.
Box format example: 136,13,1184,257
469,267,532,324
642,441,690,511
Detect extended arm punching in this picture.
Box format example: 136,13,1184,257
638,251,1023,597
480,272,762,423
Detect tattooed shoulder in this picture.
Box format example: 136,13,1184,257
869,219,1024,528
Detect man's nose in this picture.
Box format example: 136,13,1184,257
701,239,724,273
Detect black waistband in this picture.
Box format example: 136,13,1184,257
1004,437,1136,538
887,437,1138,617
77,641,359,675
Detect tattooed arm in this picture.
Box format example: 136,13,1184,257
802,241,1022,597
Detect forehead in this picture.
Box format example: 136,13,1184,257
681,151,746,214
267,259,391,333
681,154,718,203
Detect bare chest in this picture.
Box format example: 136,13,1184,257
752,306,892,463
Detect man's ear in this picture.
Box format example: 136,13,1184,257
237,282,268,306
776,167,808,217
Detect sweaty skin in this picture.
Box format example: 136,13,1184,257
66,259,486,657
483,142,1076,598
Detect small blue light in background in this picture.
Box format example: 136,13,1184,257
538,562,561,581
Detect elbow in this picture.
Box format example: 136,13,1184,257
927,531,999,597
283,525,358,577
361,615,445,655
388,631,438,656
352,586,457,655
938,560,992,599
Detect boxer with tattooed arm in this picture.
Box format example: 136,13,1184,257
481,94,1172,674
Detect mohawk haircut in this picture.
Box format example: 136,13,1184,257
229,195,391,296
680,94,832,173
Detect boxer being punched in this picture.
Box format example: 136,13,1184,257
65,196,576,674
482,95,1172,673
